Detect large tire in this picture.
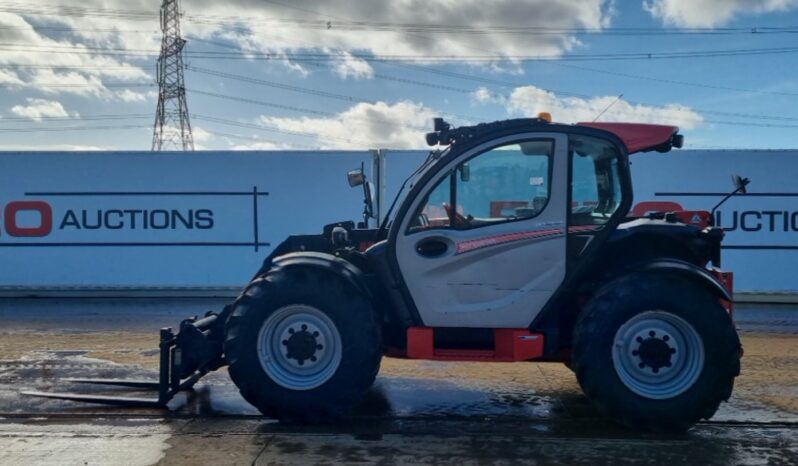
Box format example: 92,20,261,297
572,272,741,433
224,265,382,422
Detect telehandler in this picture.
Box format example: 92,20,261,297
29,116,745,432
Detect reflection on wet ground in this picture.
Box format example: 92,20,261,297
0,299,796,464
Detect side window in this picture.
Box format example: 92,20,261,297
409,140,553,232
569,135,624,226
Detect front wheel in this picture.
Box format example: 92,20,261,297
224,266,382,422
572,273,741,432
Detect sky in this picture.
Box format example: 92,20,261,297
1,0,798,151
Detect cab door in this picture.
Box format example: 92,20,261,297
394,133,569,328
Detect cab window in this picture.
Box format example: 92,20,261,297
408,140,553,232
569,135,624,226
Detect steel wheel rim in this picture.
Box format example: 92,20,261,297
611,310,705,400
257,304,342,390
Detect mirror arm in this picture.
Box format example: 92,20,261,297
710,186,745,221
362,181,374,226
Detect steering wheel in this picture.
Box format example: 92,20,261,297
443,203,468,228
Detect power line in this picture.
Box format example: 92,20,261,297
186,17,798,36
186,35,798,125
5,3,798,36
189,89,438,130
5,43,798,62
186,34,798,124
0,82,154,89
184,47,798,62
0,113,150,122
192,114,374,146
0,124,150,133
186,65,480,123
7,48,789,126
543,62,798,98
0,25,158,34
188,65,372,104
0,63,151,72
239,0,798,122
187,36,475,94
201,128,312,149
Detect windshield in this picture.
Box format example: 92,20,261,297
378,148,448,235
408,139,554,232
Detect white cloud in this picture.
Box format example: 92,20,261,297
0,0,614,96
154,124,206,150
230,140,296,150
644,0,798,27
501,86,704,129
1,0,616,85
0,143,108,151
11,98,73,121
0,68,24,86
260,100,437,149
330,51,374,80
471,87,506,105
28,68,108,97
192,126,214,144
0,11,150,98
180,0,613,74
116,89,152,103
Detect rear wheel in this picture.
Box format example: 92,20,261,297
572,273,741,432
224,266,381,422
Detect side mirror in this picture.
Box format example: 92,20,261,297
459,163,470,182
732,174,750,195
347,168,365,187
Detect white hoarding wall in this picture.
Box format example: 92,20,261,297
632,150,797,294
0,151,374,291
0,149,795,294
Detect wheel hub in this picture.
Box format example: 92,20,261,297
635,333,676,373
282,325,324,365
611,311,704,400
257,304,342,390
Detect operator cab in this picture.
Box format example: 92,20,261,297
384,117,681,329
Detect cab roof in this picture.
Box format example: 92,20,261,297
576,122,682,154
425,118,683,154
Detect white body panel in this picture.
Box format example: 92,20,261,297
394,133,569,328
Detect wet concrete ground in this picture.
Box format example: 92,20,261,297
0,298,796,465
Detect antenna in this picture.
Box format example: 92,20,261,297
152,0,194,151
592,93,623,122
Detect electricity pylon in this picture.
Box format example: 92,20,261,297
152,0,194,151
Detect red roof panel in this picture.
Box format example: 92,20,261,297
576,122,679,154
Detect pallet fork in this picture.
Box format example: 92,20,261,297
24,312,224,408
